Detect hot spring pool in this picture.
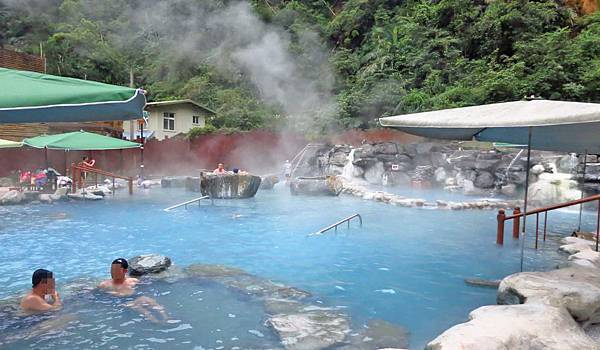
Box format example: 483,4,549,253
0,185,595,349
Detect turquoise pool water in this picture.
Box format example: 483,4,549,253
0,184,594,349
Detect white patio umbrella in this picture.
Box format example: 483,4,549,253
380,98,600,271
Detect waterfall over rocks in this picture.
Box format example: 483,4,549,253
292,141,594,200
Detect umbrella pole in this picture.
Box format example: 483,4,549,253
578,150,588,232
519,127,533,272
44,147,49,169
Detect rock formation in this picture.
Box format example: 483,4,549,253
292,141,584,203
427,235,600,349
185,173,262,198
290,176,343,196
260,174,280,190
128,254,172,276
425,303,598,350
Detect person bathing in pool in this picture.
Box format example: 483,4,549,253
98,258,168,323
21,269,62,313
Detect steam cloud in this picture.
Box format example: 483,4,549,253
1,0,338,130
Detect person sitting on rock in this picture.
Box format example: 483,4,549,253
20,269,62,313
98,258,168,323
213,163,226,174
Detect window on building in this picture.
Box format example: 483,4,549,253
192,115,200,125
163,112,175,130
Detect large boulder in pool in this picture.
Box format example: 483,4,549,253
290,176,343,196
267,310,350,350
0,190,25,205
260,174,280,190
161,176,190,188
196,173,261,198
497,266,600,324
40,187,68,203
425,303,597,350
129,254,172,276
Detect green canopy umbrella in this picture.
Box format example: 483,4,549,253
23,131,141,150
0,68,146,123
0,138,22,148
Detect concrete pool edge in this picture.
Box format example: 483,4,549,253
424,236,600,349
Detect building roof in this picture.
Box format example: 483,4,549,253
146,99,216,115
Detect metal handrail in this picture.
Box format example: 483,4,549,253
311,214,362,236
164,196,210,211
71,163,133,195
73,165,131,180
289,143,326,179
505,194,600,220
497,194,600,251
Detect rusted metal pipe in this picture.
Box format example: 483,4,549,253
71,163,76,193
596,199,600,252
535,213,539,250
497,209,506,245
543,211,548,241
512,207,521,239
505,194,600,220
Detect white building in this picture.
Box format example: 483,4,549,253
123,99,216,141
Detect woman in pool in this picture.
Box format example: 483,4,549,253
98,258,168,323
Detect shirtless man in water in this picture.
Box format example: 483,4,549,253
98,258,139,296
21,269,62,313
98,258,168,323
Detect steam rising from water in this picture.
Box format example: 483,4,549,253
2,0,338,130
135,1,337,129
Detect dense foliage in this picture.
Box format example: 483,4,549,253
1,0,599,132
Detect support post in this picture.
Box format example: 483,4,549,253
535,213,539,249
543,211,548,241
596,200,600,252
520,127,533,272
512,207,521,239
128,177,133,195
579,150,588,232
497,209,506,245
112,177,116,197
71,164,76,193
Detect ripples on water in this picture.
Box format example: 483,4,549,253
0,186,595,349
1,279,280,349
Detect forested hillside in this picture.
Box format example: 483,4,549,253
1,0,599,133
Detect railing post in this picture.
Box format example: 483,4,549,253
71,163,76,193
596,199,600,252
512,207,521,239
497,209,506,245
543,212,548,241
535,213,539,249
